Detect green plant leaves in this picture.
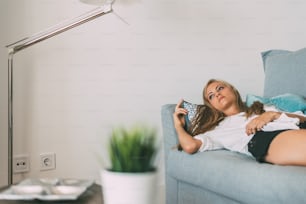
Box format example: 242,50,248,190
108,125,157,173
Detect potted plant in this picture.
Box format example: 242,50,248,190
101,124,158,204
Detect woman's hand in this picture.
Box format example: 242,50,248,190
173,99,188,129
246,111,281,135
173,99,202,154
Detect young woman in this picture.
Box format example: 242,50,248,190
173,79,306,166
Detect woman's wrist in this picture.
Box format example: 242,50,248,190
271,111,281,121
175,123,185,131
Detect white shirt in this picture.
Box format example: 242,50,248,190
194,109,301,156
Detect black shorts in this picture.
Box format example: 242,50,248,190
299,121,306,129
248,122,306,163
248,130,288,163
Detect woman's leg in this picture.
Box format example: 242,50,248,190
265,129,306,166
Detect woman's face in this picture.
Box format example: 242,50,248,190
205,81,237,112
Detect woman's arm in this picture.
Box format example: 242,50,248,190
173,99,202,154
285,112,306,123
246,111,306,135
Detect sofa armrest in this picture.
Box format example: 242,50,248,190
161,104,178,159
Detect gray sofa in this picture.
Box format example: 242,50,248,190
161,48,306,204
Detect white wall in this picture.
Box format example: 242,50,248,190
1,0,306,187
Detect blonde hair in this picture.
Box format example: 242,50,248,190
188,79,264,136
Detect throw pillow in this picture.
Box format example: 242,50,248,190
246,93,306,114
245,94,270,107
261,48,306,98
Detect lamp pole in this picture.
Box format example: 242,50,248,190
6,2,113,185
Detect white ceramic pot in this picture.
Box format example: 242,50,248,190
101,169,157,204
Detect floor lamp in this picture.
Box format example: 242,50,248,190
6,0,114,185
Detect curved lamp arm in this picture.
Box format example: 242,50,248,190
6,1,113,185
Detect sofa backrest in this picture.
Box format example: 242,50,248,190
262,47,306,98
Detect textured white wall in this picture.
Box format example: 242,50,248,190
1,0,306,187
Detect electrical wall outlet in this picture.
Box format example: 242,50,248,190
13,155,30,173
40,152,56,171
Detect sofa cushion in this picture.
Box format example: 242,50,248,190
167,149,306,204
246,93,306,114
262,48,306,98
